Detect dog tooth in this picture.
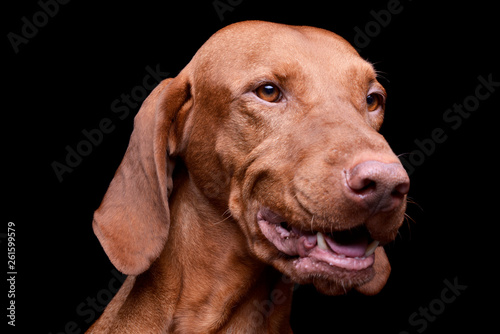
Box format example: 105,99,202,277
364,240,380,257
316,231,328,250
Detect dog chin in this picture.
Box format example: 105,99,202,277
309,276,370,296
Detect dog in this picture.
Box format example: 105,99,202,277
87,20,410,333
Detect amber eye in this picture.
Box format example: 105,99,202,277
255,83,281,103
366,93,384,112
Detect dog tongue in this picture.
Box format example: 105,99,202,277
324,234,368,258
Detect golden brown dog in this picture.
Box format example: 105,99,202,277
88,21,409,333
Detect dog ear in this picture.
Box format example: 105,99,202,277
92,74,192,275
355,247,391,296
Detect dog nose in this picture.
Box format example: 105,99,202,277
345,160,410,213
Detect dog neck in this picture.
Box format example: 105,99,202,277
107,173,295,333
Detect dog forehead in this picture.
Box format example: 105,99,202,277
189,21,375,90
208,21,358,56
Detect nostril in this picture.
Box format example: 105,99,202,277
347,171,377,194
352,179,376,195
393,180,410,197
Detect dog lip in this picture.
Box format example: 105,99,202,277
256,206,378,271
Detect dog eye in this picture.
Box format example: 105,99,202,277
255,84,281,103
366,93,384,112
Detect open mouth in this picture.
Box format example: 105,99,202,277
257,207,380,274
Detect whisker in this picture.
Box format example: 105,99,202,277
375,70,389,83
404,212,416,224
395,229,403,241
406,197,423,211
213,209,233,225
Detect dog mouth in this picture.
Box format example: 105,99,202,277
257,206,380,276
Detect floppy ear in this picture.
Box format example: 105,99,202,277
355,247,391,296
92,74,191,275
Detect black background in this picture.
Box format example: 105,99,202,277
4,0,498,333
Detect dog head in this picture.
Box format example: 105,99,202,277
93,21,409,296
